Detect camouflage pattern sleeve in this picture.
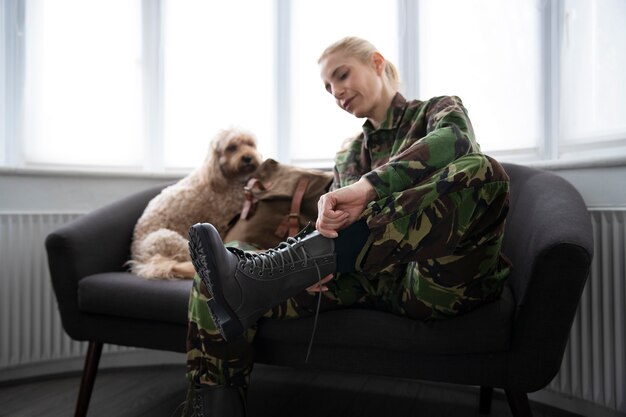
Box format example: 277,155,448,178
363,96,482,198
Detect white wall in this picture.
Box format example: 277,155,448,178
2,160,625,213
539,161,626,208
0,168,179,213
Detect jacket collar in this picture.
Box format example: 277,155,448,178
362,92,407,146
363,93,406,136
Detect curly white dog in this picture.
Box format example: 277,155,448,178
128,128,262,280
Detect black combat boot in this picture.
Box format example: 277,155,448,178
188,223,336,341
180,384,246,417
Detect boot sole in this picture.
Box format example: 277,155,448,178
188,224,244,341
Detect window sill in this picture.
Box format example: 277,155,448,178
524,155,626,171
0,166,187,181
1,153,625,180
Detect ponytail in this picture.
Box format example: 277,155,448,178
319,36,401,91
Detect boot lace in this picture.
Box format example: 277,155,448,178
228,224,324,363
232,236,311,276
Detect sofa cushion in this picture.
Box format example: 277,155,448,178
256,284,515,355
78,272,192,325
80,271,514,355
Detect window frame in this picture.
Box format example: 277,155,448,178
1,0,625,173
142,0,165,172
2,0,25,168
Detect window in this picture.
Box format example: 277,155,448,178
2,0,625,172
162,0,275,169
417,0,543,156
290,0,398,166
560,0,626,153
22,0,143,168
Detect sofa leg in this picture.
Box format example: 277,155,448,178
75,341,103,417
479,386,493,414
505,389,533,417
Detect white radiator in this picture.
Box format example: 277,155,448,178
0,211,624,414
547,209,626,414
0,212,131,373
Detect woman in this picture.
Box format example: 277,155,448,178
181,37,511,416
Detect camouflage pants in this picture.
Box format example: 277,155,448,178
186,153,511,387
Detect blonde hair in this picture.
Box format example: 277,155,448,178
318,36,401,91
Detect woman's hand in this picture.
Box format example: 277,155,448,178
305,274,335,294
316,177,377,238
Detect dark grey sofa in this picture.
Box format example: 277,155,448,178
45,162,593,417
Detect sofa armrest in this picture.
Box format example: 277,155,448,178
45,184,167,340
507,243,591,391
501,164,593,391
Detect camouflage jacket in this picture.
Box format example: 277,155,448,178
333,93,482,193
332,94,511,317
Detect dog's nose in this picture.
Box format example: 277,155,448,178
242,156,252,164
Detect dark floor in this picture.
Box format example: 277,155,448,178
0,364,582,417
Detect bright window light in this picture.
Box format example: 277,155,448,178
9,1,626,173
560,0,626,145
290,0,398,165
418,0,543,154
22,0,143,167
162,0,275,169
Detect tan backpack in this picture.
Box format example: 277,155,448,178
224,159,334,249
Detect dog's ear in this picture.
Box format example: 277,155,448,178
205,130,229,191
204,150,224,190
208,162,228,192
209,130,225,159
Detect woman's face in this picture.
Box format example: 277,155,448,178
319,51,386,122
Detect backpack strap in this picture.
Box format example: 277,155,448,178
240,178,269,220
275,176,309,238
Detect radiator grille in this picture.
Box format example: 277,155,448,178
548,209,626,413
0,213,130,371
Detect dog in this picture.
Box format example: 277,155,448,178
127,128,262,280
